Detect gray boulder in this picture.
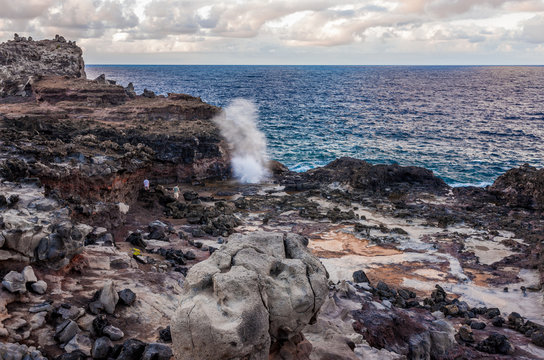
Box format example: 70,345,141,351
22,265,38,283
65,334,92,356
103,325,124,341
55,320,80,344
170,231,328,360
31,280,47,294
99,280,119,314
2,271,26,293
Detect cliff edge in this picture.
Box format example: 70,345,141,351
0,34,86,97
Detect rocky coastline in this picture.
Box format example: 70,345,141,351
1,35,544,360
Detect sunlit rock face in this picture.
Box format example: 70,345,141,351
170,231,328,360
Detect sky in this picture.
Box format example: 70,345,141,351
1,0,543,65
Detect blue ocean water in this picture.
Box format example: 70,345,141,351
86,65,544,186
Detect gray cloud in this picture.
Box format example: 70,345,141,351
1,0,543,64
520,14,544,43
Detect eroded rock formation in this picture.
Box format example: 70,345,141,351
0,34,85,97
170,231,329,360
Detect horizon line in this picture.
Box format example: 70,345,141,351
86,64,544,66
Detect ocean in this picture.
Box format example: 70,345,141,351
86,65,544,186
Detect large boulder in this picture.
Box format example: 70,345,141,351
0,34,85,97
489,164,544,210
170,231,329,360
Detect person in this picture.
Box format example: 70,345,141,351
173,185,180,200
143,179,150,191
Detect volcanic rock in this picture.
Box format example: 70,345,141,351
92,337,113,359
170,231,328,360
141,343,173,360
0,34,85,97
489,163,544,209
2,271,26,293
118,289,136,306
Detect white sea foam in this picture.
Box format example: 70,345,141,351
214,99,270,183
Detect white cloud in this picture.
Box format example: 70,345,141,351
0,0,543,64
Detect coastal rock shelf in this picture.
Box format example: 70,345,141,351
1,35,544,360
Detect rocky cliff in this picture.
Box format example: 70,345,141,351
0,34,85,97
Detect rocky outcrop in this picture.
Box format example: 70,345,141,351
489,163,544,210
170,231,329,360
0,34,85,97
280,157,448,194
0,182,92,267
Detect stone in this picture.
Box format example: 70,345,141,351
532,331,544,347
2,271,26,293
141,343,173,360
103,325,124,341
352,270,370,283
171,231,328,360
55,320,80,344
22,266,38,283
65,334,92,356
147,220,169,240
491,316,505,327
92,337,113,359
117,339,147,360
126,232,147,248
29,302,53,313
470,321,486,330
159,326,172,343
118,289,136,305
485,308,500,319
183,190,199,201
476,333,513,354
31,280,47,294
99,280,119,314
457,325,474,343
443,305,459,316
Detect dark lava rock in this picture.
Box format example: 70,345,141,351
507,312,524,330
458,325,474,343
485,308,500,319
126,232,146,248
476,333,513,354
489,163,544,209
532,331,544,347
141,343,173,360
92,336,113,359
183,190,199,201
159,326,172,343
147,220,170,241
118,289,136,306
491,316,505,327
55,351,87,360
92,315,109,336
470,321,486,330
431,284,447,303
353,270,370,284
117,339,147,360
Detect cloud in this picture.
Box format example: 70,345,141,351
1,0,544,64
0,0,56,20
520,14,544,43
